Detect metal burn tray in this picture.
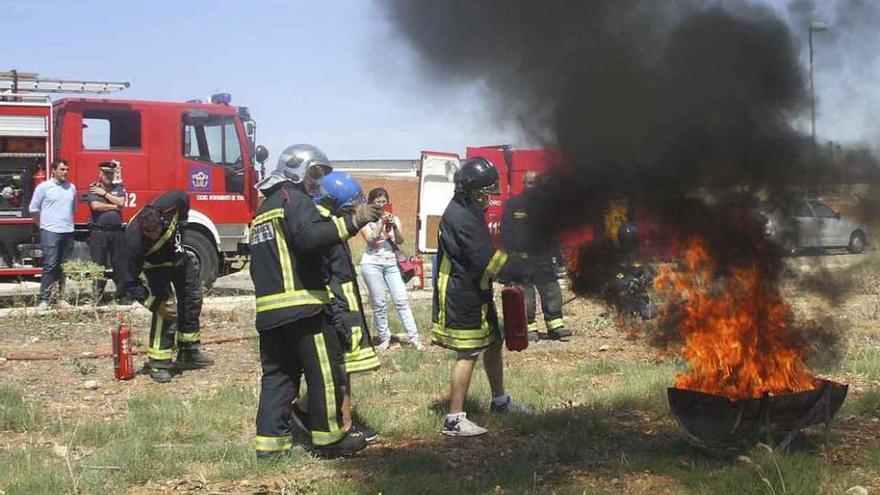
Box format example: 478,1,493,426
667,379,848,451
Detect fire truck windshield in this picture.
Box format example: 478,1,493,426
183,114,246,192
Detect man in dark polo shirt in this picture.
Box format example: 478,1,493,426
84,160,127,304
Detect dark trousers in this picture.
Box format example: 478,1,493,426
145,255,203,367
255,313,348,454
522,261,565,332
38,230,75,303
88,228,123,300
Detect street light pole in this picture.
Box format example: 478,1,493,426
809,21,828,144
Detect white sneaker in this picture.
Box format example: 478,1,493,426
36,301,52,311
412,340,426,351
490,397,533,415
442,413,488,437
376,340,391,351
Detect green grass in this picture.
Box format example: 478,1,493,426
3,306,879,494
677,448,857,495
0,386,41,432
846,348,880,380
0,386,292,495
846,388,880,417
0,447,70,495
576,358,623,375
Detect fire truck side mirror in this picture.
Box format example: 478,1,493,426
255,145,269,165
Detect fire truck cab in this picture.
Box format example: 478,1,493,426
0,71,266,288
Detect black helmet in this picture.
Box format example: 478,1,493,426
455,157,501,194
617,222,640,251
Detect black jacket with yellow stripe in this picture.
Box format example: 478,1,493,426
117,190,189,312
431,193,523,350
315,205,369,333
318,205,380,373
249,183,360,332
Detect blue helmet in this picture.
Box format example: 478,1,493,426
314,171,365,213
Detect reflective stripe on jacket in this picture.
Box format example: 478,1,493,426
431,193,519,351
117,190,189,312
249,184,359,332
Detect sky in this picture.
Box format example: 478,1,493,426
3,0,877,162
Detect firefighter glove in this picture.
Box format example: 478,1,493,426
353,203,383,229
157,300,177,320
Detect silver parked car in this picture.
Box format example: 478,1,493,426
762,199,869,255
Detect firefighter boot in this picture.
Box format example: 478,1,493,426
547,327,572,340
175,346,215,370
149,367,173,383
311,429,367,459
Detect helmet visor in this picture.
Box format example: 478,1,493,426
478,181,501,195
306,164,327,181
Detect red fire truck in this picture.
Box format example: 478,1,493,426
416,145,595,256
0,71,267,287
416,144,682,262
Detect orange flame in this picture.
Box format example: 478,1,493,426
654,237,818,399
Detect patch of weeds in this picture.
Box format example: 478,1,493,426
52,386,261,493
61,260,105,308
681,446,853,495
0,446,70,495
846,388,880,417
551,487,614,495
551,411,611,463
577,358,622,376
589,361,679,413
867,444,880,469
69,357,97,376
353,358,449,437
388,348,425,371
0,386,41,431
846,348,880,380
584,315,613,333
43,322,68,341
382,301,432,340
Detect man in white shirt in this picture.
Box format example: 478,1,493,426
29,159,77,310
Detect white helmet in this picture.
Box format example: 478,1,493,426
254,143,333,191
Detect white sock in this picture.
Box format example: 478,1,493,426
446,412,466,423
492,394,511,407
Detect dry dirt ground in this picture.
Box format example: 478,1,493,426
1,252,880,494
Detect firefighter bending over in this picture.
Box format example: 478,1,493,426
250,144,382,459
501,171,571,341
291,171,382,445
117,190,213,383
434,157,530,437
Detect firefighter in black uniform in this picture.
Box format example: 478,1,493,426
433,157,530,438
501,171,571,341
117,190,213,383
83,160,126,304
290,171,381,443
250,144,382,459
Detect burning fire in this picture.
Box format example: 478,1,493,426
654,237,818,399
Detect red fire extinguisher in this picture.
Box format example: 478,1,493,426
502,285,529,352
411,254,425,290
32,165,47,189
110,316,135,380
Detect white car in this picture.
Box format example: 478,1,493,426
762,199,869,255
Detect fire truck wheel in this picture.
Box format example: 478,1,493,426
183,229,219,289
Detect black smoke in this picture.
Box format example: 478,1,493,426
384,2,808,248
379,0,878,310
